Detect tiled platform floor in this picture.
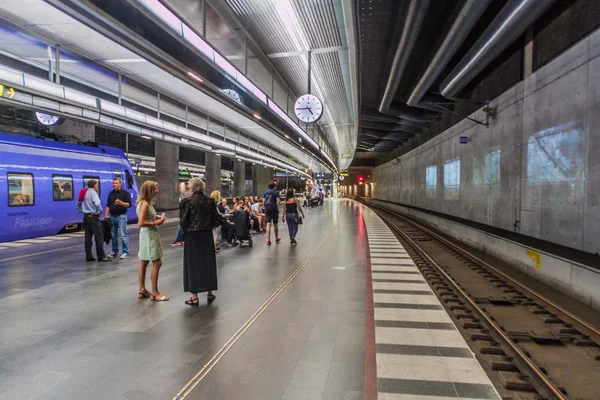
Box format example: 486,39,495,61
359,202,501,400
0,200,366,400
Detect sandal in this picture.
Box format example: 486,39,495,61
207,294,216,302
138,290,151,299
151,293,169,301
185,297,199,306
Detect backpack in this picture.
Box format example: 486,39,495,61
75,188,88,213
264,190,277,213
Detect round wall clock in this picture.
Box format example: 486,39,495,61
221,89,243,105
35,112,61,126
294,94,323,123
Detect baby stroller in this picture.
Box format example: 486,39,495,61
233,209,253,247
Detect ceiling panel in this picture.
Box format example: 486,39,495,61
0,0,328,171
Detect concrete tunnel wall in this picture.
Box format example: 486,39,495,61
373,27,600,255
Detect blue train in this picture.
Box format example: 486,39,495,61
0,133,139,243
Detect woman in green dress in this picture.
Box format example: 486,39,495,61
136,181,168,301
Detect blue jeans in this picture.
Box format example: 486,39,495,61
111,215,129,255
175,226,184,242
285,213,298,239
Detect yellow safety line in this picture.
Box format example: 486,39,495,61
173,221,339,400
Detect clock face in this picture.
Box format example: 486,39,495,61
221,89,243,105
294,94,323,123
36,112,61,126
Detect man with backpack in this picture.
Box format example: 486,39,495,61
263,181,281,245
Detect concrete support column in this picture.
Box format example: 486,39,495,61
204,152,221,195
155,141,179,212
50,119,95,142
233,160,245,197
251,165,274,196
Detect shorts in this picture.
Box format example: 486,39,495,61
265,211,279,224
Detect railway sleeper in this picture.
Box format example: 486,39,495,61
475,341,506,355
484,355,520,372
530,308,551,315
469,330,494,341
462,321,484,329
498,372,536,392
454,312,475,320
542,317,564,324
558,326,580,335
573,339,599,347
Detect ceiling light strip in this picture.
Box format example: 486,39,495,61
0,63,310,175
135,0,334,167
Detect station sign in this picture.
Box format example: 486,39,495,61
0,84,16,99
459,136,469,144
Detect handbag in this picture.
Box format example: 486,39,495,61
296,215,303,225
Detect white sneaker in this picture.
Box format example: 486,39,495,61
119,253,129,259
107,253,118,258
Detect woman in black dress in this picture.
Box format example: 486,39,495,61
180,178,224,305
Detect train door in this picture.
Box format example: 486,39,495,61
120,161,138,223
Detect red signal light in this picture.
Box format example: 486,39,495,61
358,175,364,183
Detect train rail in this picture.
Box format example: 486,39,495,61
366,202,600,400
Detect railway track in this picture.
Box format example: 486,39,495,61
367,202,600,400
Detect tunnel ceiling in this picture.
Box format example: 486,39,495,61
353,0,566,166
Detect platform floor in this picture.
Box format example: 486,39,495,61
0,200,499,399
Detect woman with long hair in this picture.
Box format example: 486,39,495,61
180,178,223,305
282,188,305,245
136,180,168,301
209,190,222,252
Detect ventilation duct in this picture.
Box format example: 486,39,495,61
378,0,430,114
407,0,492,106
440,0,557,99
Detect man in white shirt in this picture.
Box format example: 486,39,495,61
250,199,266,233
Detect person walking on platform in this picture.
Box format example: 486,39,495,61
263,181,281,245
180,178,223,305
282,188,305,245
105,178,131,259
136,181,168,301
77,179,109,262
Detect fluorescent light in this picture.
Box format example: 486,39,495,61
187,71,203,82
237,158,242,162
253,113,262,120
285,135,290,139
301,146,305,149
215,153,221,156
141,135,152,140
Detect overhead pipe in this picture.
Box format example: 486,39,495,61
363,133,405,143
407,0,492,107
440,0,557,99
387,102,437,122
378,0,430,114
361,121,420,134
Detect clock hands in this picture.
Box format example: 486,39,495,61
297,107,314,115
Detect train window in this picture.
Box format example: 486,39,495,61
83,176,101,198
113,168,121,179
8,173,35,207
124,169,134,189
52,175,74,201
